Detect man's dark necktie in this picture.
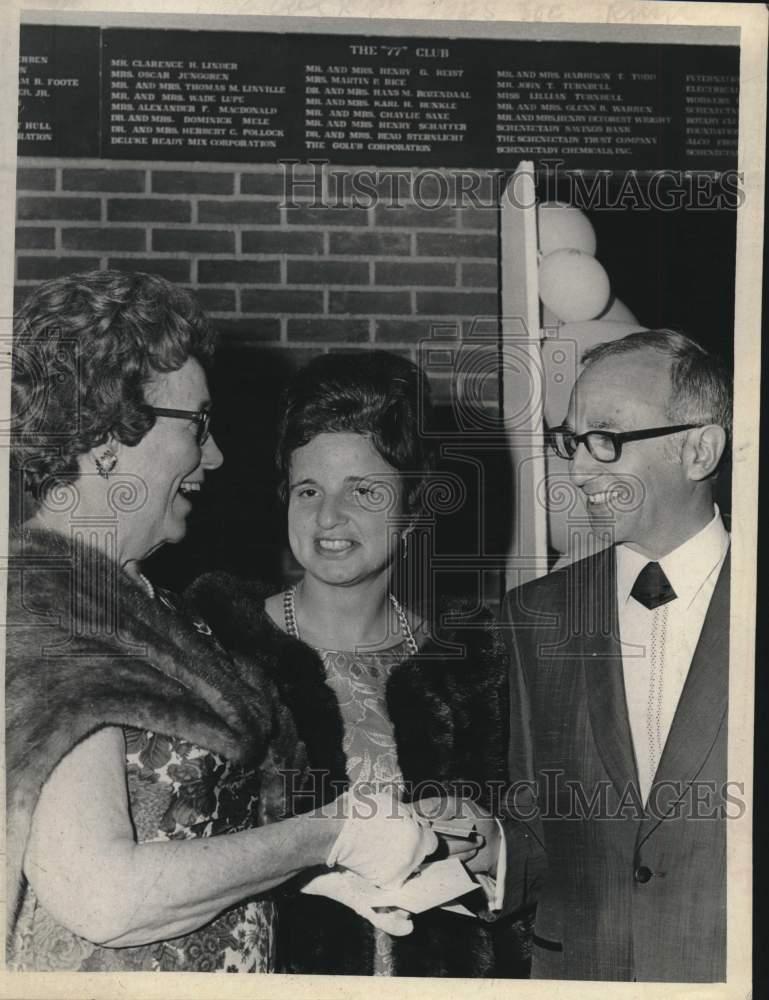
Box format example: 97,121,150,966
630,561,677,610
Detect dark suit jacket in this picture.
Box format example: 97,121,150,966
503,546,731,982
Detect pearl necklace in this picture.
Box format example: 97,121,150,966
138,572,155,600
283,584,418,657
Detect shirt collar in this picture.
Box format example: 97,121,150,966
617,505,730,610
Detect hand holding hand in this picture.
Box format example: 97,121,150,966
301,871,414,936
414,796,500,875
327,789,439,889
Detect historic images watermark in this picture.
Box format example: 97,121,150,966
279,772,747,823
280,159,745,212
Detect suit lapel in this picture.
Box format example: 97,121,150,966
580,548,639,795
637,550,730,845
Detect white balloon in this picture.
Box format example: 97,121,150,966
537,202,598,256
541,320,646,427
538,249,611,323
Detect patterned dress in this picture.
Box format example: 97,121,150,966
11,729,276,973
317,640,409,977
10,589,276,973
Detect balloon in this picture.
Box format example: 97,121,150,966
598,295,639,323
541,320,646,426
538,249,611,323
537,202,598,256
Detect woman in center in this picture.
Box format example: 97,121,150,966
193,350,537,977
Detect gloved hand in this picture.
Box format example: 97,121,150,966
301,870,414,936
326,789,439,889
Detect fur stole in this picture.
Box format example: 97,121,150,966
5,528,297,942
188,572,528,978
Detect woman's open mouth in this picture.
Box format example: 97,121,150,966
315,538,355,555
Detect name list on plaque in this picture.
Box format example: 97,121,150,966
18,25,100,157
18,26,739,171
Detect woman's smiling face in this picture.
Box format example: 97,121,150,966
115,357,223,567
287,432,404,588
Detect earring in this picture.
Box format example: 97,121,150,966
94,447,117,479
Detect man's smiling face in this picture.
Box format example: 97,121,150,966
567,349,700,558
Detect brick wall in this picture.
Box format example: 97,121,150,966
15,159,501,404
14,158,507,591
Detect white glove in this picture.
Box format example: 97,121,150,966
327,789,439,890
301,871,414,936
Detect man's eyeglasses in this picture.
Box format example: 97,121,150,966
547,423,701,463
149,407,212,446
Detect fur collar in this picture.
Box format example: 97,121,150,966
5,528,281,935
183,574,349,806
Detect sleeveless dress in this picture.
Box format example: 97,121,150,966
316,640,409,977
10,589,276,973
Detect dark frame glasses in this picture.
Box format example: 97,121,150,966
547,423,701,463
149,407,212,446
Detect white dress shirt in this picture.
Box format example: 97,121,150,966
616,506,730,803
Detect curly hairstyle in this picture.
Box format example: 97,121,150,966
276,350,436,516
11,270,216,501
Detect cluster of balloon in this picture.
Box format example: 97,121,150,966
537,201,645,424
537,203,609,322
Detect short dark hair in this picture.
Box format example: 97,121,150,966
581,328,733,448
276,350,435,515
11,270,216,500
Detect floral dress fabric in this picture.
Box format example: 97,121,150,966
10,588,276,974
318,641,409,976
11,729,276,973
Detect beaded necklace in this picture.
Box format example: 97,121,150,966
283,583,419,657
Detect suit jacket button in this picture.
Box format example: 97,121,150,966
634,865,653,884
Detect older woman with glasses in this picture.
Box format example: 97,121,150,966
6,271,438,972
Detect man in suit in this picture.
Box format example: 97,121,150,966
504,329,733,982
